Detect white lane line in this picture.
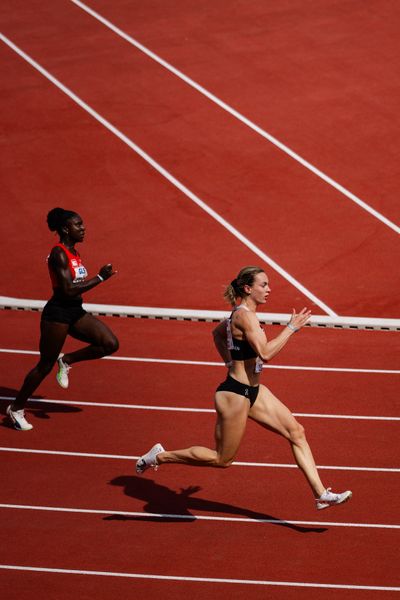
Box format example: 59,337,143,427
1,396,399,422
0,447,398,472
1,503,398,530
1,348,399,374
0,564,398,591
70,0,400,236
0,33,336,316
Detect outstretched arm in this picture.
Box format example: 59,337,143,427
240,308,311,362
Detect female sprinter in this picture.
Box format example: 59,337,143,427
6,207,119,430
136,266,352,510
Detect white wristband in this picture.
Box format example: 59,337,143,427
97,274,104,282
287,323,297,332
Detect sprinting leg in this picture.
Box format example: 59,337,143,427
249,385,325,497
62,313,119,365
12,320,69,411
139,392,249,471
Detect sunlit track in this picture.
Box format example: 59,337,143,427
0,503,398,530
0,448,398,472
70,0,400,236
1,396,399,421
0,33,336,316
1,5,399,597
1,348,399,374
0,564,398,592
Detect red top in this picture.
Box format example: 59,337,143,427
48,243,88,289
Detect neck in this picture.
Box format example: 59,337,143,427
238,297,257,311
59,237,75,251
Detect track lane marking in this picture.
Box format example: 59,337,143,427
0,564,398,591
0,33,336,316
1,348,399,374
1,396,399,422
0,503,398,530
70,0,400,235
0,447,398,472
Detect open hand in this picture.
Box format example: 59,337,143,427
288,307,311,331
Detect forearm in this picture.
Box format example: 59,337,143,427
62,274,104,297
260,326,295,362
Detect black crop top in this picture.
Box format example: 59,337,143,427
229,337,258,360
226,306,258,360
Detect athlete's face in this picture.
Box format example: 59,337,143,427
248,272,271,304
66,215,85,243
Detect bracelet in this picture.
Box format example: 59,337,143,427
287,323,297,332
97,274,104,282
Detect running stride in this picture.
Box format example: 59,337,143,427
136,266,352,510
7,207,119,431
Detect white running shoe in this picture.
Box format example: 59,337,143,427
136,443,165,474
7,405,33,431
56,357,71,389
316,488,352,510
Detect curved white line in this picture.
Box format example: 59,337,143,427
1,347,399,374
0,448,398,472
1,395,399,421
0,564,398,591
1,503,398,530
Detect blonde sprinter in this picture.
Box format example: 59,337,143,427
136,267,352,510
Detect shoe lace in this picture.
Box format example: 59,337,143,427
316,487,332,503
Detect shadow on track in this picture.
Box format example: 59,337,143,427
105,475,327,534
0,385,81,427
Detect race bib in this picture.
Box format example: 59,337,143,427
73,264,88,282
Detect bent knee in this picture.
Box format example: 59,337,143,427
37,360,57,376
103,336,119,355
288,421,306,444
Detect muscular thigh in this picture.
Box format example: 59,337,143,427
39,320,70,361
69,313,115,345
248,385,298,438
214,391,249,462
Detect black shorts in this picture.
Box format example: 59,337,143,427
42,296,87,326
216,374,259,407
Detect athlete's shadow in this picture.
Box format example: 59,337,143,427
0,385,81,427
105,475,327,534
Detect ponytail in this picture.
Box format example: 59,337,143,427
223,266,265,306
47,207,78,235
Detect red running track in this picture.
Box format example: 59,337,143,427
1,1,400,598
1,0,400,315
1,311,399,597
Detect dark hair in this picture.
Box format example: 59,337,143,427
47,208,78,234
223,266,265,306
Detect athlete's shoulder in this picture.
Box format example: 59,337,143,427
49,244,68,266
233,307,259,329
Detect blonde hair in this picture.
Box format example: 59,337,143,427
223,266,265,306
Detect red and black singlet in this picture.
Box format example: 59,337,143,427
48,243,88,290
